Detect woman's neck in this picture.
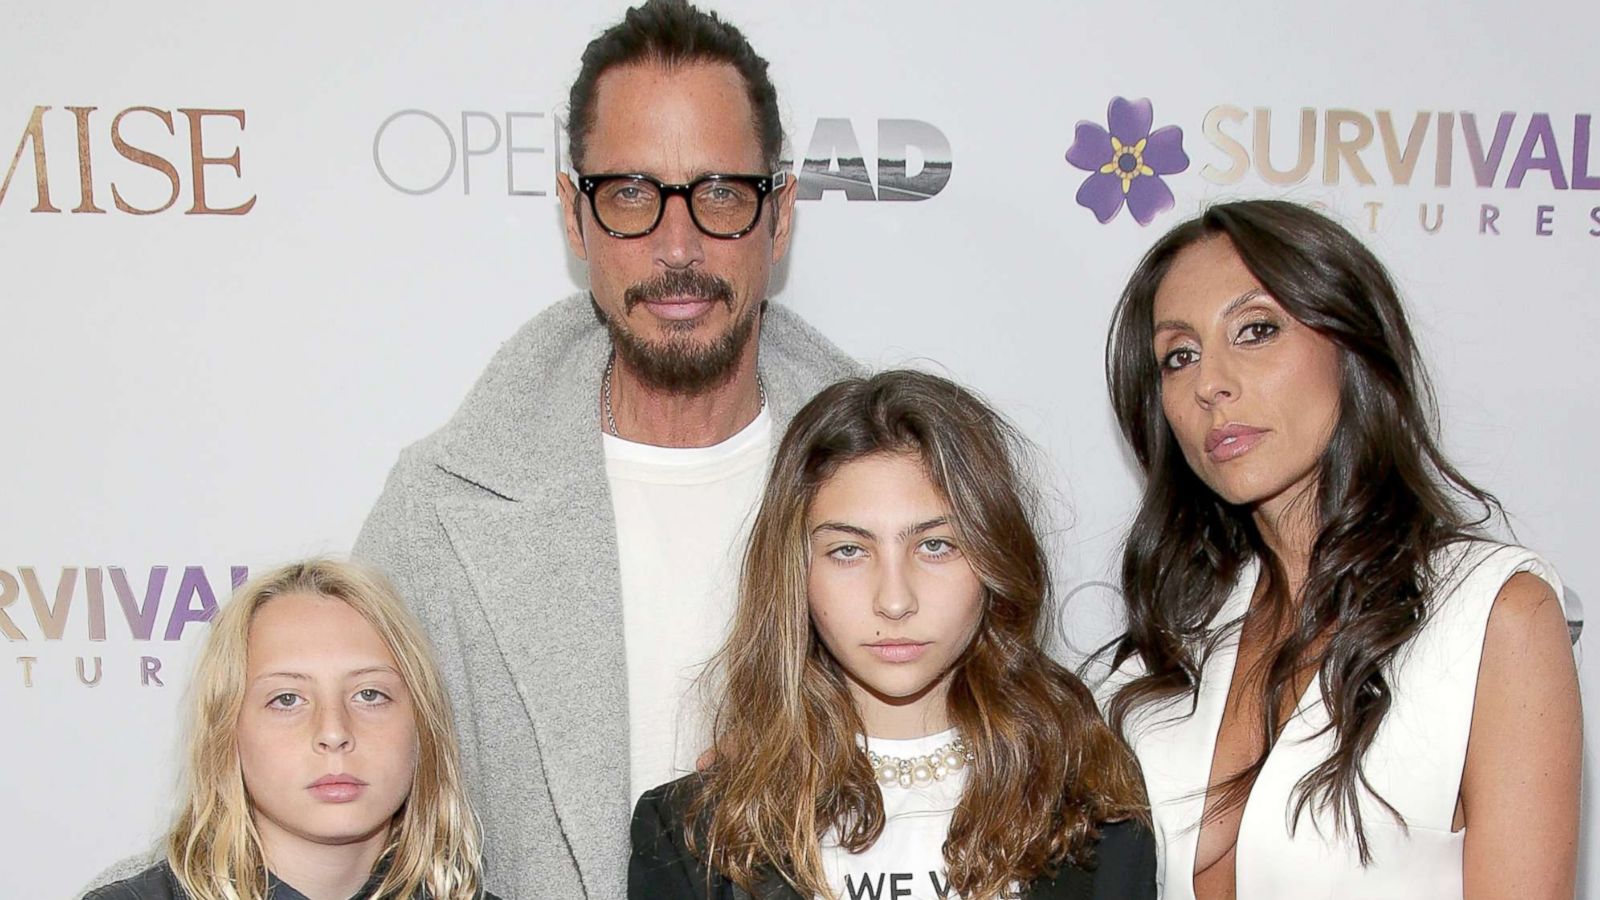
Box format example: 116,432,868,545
255,814,387,900
1252,485,1320,600
854,676,952,740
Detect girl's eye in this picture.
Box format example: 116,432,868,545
827,544,865,561
1160,347,1198,371
1238,320,1279,343
355,688,391,704
268,693,302,710
920,538,957,557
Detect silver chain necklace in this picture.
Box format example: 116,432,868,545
867,736,974,789
602,352,766,438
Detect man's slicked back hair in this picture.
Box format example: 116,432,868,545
567,0,783,173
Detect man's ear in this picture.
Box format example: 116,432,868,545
557,172,588,261
770,172,798,265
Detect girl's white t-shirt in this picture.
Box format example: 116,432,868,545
820,729,1020,900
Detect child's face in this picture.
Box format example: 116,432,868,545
237,593,418,857
806,452,985,738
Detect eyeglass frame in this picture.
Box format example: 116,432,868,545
574,170,789,240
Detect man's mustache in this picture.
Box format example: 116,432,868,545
623,270,735,313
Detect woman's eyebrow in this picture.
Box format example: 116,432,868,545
811,522,873,540
1153,288,1267,336
899,517,950,541
1220,288,1267,318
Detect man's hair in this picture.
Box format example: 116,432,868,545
567,0,783,172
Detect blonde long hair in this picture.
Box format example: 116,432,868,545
165,559,483,900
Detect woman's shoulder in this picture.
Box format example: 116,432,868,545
1028,819,1156,900
1088,555,1263,686
1083,642,1149,710
630,772,736,899
1423,539,1563,628
83,861,185,900
1090,819,1156,865
631,772,717,870
1430,538,1559,587
1082,819,1156,900
634,772,709,824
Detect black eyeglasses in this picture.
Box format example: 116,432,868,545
576,171,787,239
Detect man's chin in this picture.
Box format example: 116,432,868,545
629,334,732,371
608,311,757,394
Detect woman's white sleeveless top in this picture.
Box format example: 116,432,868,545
1097,541,1561,900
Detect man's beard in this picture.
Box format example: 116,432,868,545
601,270,760,394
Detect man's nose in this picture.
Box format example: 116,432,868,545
651,194,707,269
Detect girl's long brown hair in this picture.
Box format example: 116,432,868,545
1102,200,1500,862
688,370,1145,899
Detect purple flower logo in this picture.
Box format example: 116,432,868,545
1066,97,1189,226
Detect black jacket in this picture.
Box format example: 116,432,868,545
629,775,1157,900
84,861,502,900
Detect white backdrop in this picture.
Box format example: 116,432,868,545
3,2,1596,897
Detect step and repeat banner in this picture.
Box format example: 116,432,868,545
4,1,1596,896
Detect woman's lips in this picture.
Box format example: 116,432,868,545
307,774,368,803
865,641,930,663
1205,424,1268,463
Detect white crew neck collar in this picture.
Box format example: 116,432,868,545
602,406,771,465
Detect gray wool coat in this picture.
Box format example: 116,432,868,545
352,293,859,900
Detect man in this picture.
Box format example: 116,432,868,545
355,2,856,897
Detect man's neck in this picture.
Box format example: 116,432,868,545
605,337,764,448
257,817,386,900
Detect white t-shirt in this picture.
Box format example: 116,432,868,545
604,409,772,803
821,729,1019,900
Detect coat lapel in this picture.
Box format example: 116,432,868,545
430,298,631,893
438,488,630,891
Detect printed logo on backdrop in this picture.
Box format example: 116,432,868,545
785,118,951,202
4,566,246,688
0,106,256,215
371,110,951,202
372,110,559,196
1064,96,1600,236
1066,97,1190,225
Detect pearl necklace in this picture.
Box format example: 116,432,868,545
867,736,973,789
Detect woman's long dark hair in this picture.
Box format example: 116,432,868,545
691,370,1145,898
1103,199,1499,861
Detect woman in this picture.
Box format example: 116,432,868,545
87,559,496,900
631,370,1155,900
1098,199,1581,899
